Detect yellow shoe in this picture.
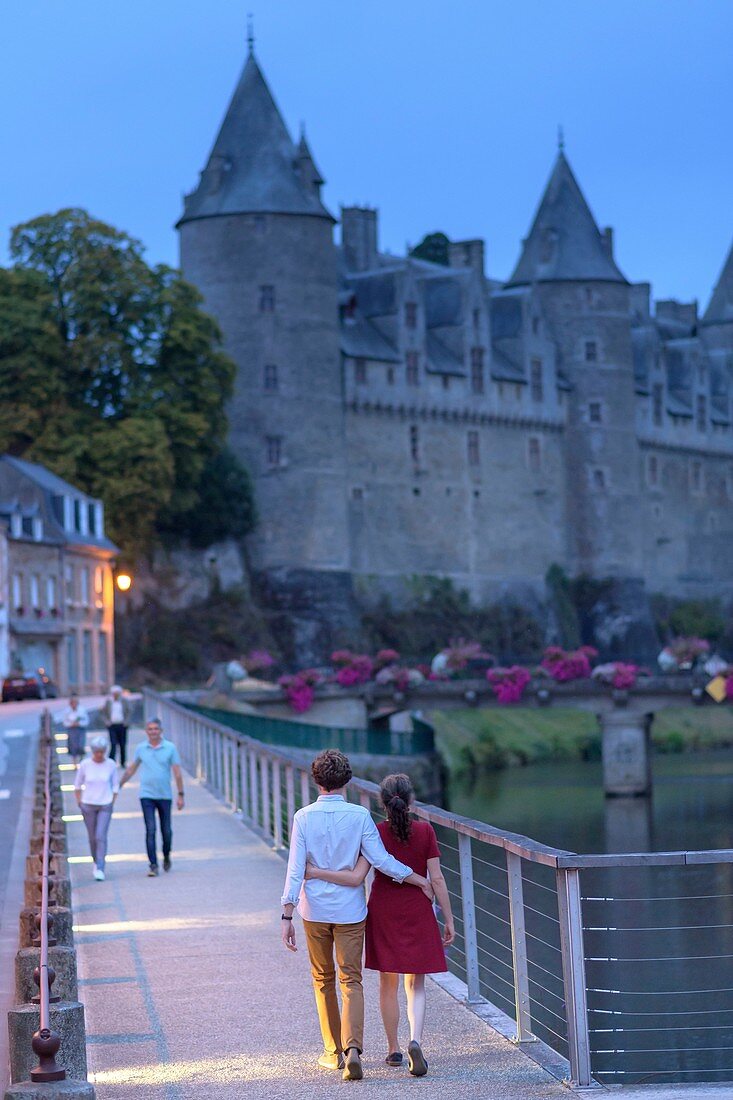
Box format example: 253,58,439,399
317,1051,343,1071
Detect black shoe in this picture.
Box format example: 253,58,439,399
163,857,171,872
407,1041,428,1077
147,864,159,877
385,1052,403,1067
342,1048,363,1081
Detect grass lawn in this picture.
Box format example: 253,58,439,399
430,704,733,774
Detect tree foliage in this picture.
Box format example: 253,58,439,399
410,232,450,266
4,208,256,555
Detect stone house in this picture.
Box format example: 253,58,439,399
0,456,118,693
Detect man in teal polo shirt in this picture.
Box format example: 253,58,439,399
119,718,185,876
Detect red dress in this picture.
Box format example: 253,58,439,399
365,820,447,975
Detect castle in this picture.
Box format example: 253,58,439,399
176,43,733,653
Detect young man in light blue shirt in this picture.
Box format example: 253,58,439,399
119,718,184,876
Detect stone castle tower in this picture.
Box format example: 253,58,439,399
178,45,733,655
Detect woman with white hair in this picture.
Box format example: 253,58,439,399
74,736,119,881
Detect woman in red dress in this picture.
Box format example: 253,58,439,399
306,773,455,1076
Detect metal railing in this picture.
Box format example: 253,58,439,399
145,689,733,1090
31,712,65,1083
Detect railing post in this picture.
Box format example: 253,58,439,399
506,851,535,1043
249,750,259,827
260,754,271,841
272,760,283,848
457,833,482,1004
195,722,203,780
239,743,250,820
556,867,592,1088
285,765,296,834
300,770,310,809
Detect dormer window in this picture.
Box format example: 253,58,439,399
406,351,419,386
696,395,707,432
589,401,603,424
32,516,43,541
405,302,418,329
530,359,543,402
74,499,83,533
355,359,367,385
470,348,485,394
87,503,96,536
584,340,598,363
10,513,21,538
652,383,663,426
264,364,279,392
259,285,275,312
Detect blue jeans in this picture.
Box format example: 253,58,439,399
140,798,172,867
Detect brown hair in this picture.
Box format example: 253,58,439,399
380,773,414,843
311,749,352,791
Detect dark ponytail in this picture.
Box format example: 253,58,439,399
380,773,414,843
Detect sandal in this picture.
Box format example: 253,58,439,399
407,1040,428,1077
385,1052,403,1067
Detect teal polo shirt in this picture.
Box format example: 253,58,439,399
134,738,181,799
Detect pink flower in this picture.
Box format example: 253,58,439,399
487,666,531,704
246,649,275,672
541,647,593,682
375,648,401,668
612,663,638,690
278,669,323,712
725,676,733,701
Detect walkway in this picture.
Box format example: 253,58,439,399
60,731,726,1100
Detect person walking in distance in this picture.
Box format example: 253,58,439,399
74,735,119,881
307,773,455,1077
119,718,184,877
281,749,434,1082
102,684,131,767
60,693,90,766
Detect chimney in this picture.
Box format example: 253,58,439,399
341,206,379,272
448,238,485,276
656,299,698,328
630,282,651,321
601,226,614,259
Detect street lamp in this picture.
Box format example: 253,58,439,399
116,573,132,593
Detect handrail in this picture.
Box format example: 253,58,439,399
30,711,65,1083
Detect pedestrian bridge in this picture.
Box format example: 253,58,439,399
52,693,733,1098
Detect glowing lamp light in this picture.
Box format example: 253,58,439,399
116,573,132,593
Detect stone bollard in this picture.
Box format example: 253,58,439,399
7,1003,87,1083
25,855,66,881
19,909,74,950
4,1080,95,1099
15,946,78,1004
24,878,71,911
29,833,67,856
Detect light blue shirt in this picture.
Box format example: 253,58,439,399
134,738,181,800
281,794,413,923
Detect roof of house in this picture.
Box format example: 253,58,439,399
178,52,333,225
703,239,733,325
506,151,627,287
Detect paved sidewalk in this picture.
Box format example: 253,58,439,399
61,733,573,1100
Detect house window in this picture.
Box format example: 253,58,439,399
87,503,96,536
405,301,418,329
266,436,283,468
46,576,57,610
80,567,90,607
259,285,275,312
386,367,395,385
65,563,74,604
94,566,104,600
264,364,279,392
73,499,83,532
528,436,541,472
470,348,485,394
696,395,707,432
652,383,663,426
82,630,93,683
406,351,419,386
66,633,78,685
98,632,109,684
30,575,40,609
467,430,480,466
12,573,22,611
355,358,367,384
690,459,703,493
584,340,598,363
10,513,21,538
530,358,543,401
589,401,603,424
32,517,43,541
647,454,659,487
409,425,420,464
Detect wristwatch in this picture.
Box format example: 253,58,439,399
281,914,293,920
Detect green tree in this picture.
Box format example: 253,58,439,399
164,447,257,548
410,232,450,266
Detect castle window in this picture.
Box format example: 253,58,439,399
532,316,540,335
584,340,598,363
592,467,606,490
259,284,275,312
442,376,450,391
406,351,419,386
355,359,367,385
696,394,707,432
647,454,659,487
528,436,541,472
386,367,395,385
266,436,283,468
728,465,733,500
690,459,703,494
351,487,364,501
652,383,663,426
409,425,420,464
530,358,543,401
405,302,418,329
589,401,602,424
467,430,480,466
264,364,279,392
473,308,480,328
470,348,485,394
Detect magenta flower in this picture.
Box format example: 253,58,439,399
487,666,531,704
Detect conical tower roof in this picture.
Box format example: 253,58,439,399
702,240,733,324
178,51,333,225
506,151,626,286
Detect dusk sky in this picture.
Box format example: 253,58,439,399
2,0,732,304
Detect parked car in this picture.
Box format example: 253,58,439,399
2,668,59,702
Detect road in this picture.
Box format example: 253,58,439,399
0,694,106,1090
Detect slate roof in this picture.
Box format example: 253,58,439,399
340,318,401,363
178,53,333,225
506,152,627,287
426,332,466,376
703,240,733,324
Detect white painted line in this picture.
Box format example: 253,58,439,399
3,730,26,740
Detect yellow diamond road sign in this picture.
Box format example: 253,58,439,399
706,675,728,703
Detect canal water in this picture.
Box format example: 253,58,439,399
438,750,733,1086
